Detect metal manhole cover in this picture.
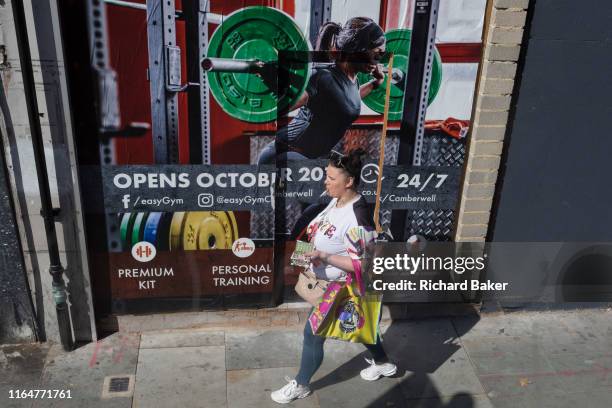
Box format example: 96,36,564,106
101,374,134,398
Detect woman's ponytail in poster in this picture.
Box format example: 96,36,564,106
315,22,342,52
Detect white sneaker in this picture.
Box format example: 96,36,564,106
271,376,311,404
360,358,397,381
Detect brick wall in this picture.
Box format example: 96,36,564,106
455,0,529,242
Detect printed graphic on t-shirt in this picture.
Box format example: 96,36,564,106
319,220,337,239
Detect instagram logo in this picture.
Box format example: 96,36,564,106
198,193,214,208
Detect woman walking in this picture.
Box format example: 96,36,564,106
271,150,397,404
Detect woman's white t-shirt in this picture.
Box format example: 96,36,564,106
306,195,376,281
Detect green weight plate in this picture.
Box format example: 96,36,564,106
357,29,443,120
120,212,137,251
207,6,310,123
130,212,150,248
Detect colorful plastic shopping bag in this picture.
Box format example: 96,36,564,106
308,280,382,344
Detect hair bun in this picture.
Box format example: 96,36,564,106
348,148,367,160
346,148,367,166
341,148,368,187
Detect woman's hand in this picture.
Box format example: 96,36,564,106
305,250,327,267
359,66,385,98
305,250,356,274
371,64,385,86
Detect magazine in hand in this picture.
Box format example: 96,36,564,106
290,241,314,268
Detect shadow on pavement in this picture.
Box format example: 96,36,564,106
308,313,481,407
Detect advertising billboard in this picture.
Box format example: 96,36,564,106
74,0,487,313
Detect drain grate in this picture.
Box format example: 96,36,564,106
102,374,134,398
109,377,130,392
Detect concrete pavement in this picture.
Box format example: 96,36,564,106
1,308,612,408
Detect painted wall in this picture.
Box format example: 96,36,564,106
491,0,612,242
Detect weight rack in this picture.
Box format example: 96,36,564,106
85,0,121,253
391,0,462,242
103,0,217,165
309,0,332,45
88,0,215,252
146,0,181,164
183,0,213,164
144,0,213,165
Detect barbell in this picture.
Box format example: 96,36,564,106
202,58,406,84
204,6,443,123
358,29,443,120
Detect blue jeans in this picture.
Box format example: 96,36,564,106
295,316,389,386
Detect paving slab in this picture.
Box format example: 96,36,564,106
461,336,539,357
543,352,612,393
36,333,140,408
452,315,533,341
381,321,465,379
519,314,581,336
535,331,611,355
385,338,463,374
140,329,224,349
312,365,406,408
0,382,34,408
406,394,496,408
510,312,612,353
477,370,566,401
227,367,319,408
0,343,49,408
535,310,612,340
461,336,555,376
396,347,484,399
133,345,226,408
225,330,301,370
484,397,527,408
381,319,460,346
520,389,612,408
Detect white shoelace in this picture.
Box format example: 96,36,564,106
282,376,298,396
364,357,376,366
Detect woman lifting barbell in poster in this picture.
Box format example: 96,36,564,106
257,17,387,164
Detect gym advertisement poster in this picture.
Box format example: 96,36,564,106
76,0,488,313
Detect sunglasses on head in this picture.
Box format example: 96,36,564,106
328,150,346,169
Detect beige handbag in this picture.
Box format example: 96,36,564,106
295,269,329,306
292,208,332,306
